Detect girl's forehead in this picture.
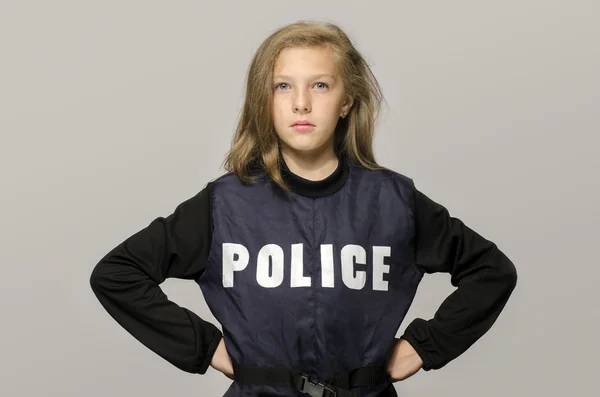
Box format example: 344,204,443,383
273,47,339,77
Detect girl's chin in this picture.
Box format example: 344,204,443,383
281,142,324,154
281,135,331,151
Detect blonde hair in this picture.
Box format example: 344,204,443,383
221,20,388,191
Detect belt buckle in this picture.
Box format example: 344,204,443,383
299,374,336,397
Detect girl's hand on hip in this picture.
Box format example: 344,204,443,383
385,338,423,382
210,337,234,380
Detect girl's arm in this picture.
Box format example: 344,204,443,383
89,182,222,374
400,184,518,371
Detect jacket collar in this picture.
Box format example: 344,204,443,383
279,150,349,199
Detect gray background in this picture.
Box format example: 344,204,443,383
1,1,598,396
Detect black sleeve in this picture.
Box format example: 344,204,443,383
400,185,518,371
89,182,222,374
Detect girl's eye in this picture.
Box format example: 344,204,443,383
274,82,329,91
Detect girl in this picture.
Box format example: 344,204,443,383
90,21,517,397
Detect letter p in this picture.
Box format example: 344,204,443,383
222,243,249,288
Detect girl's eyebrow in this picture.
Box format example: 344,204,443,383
273,74,336,80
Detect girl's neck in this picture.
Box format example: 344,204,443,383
280,146,339,182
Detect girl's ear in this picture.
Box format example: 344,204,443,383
346,94,354,108
341,95,354,117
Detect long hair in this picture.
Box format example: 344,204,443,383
221,20,388,191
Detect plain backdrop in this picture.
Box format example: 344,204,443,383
1,1,598,396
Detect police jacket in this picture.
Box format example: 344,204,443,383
90,152,518,397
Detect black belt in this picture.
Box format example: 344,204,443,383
232,362,390,397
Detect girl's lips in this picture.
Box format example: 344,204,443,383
292,124,314,131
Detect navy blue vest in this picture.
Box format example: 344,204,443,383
197,159,423,396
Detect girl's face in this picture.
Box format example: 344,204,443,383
272,45,353,157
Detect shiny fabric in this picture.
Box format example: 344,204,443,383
197,165,422,397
